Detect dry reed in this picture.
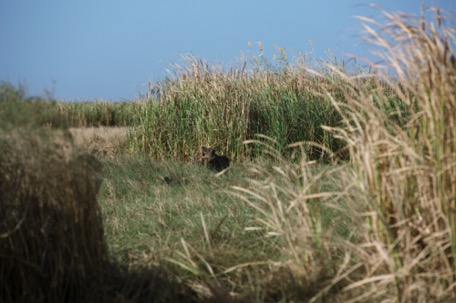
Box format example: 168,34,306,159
231,6,456,302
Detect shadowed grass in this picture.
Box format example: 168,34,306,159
0,127,108,302
0,96,199,303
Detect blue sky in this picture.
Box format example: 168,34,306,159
0,1,454,101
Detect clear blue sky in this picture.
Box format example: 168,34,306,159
0,1,454,101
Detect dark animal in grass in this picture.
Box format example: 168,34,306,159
201,146,230,172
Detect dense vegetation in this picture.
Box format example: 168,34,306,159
1,7,455,302
0,82,136,128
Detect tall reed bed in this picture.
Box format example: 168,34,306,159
128,55,351,162
0,83,137,128
231,7,456,302
339,8,456,301
0,83,65,129
55,100,137,127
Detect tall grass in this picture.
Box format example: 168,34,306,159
339,8,456,301
128,55,351,162
55,100,137,127
0,82,137,128
0,127,109,302
230,7,456,302
0,82,66,129
0,93,198,302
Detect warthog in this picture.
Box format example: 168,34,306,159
201,146,230,172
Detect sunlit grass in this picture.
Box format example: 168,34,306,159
126,55,351,162
1,5,455,303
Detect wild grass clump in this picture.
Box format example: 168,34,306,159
0,95,198,302
0,82,138,128
0,82,68,129
335,8,456,301
127,54,352,162
0,128,108,302
69,127,129,157
56,100,137,127
227,7,456,303
228,142,354,302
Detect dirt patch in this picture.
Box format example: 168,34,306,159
69,127,128,156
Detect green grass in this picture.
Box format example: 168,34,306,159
55,100,137,127
99,157,252,257
97,155,352,300
99,156,353,252
127,58,350,162
0,82,139,128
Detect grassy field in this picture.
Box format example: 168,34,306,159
98,154,354,300
1,7,456,302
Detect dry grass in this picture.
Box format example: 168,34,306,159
69,127,129,156
328,7,456,301
0,128,108,302
228,7,456,302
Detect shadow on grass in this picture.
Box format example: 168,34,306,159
0,127,202,303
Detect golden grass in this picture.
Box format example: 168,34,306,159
69,126,129,156
229,7,456,302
